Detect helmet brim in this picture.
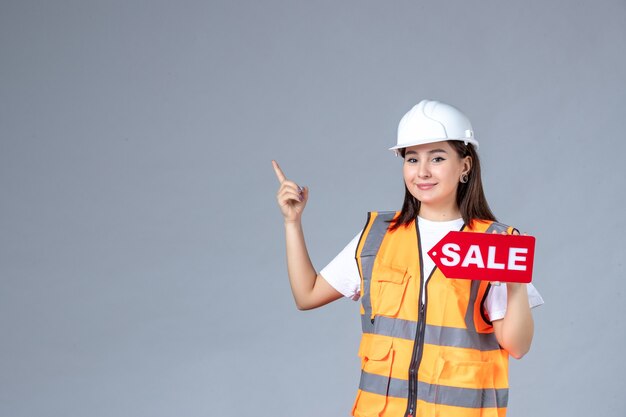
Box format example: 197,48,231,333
388,137,480,152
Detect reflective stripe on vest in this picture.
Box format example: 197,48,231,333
358,371,509,408
360,315,501,350
353,212,511,417
356,211,395,326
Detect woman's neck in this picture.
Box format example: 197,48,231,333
418,204,462,222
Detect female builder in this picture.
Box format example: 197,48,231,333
272,99,543,417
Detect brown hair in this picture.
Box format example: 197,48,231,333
388,141,496,230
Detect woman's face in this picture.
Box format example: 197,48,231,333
403,140,471,218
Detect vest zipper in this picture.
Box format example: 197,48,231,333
405,301,425,417
405,223,431,417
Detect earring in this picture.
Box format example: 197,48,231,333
460,173,469,184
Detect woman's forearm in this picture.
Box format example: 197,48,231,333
494,283,535,359
283,220,319,309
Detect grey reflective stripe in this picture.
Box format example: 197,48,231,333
361,315,500,350
360,304,375,334
360,211,395,257
360,259,374,328
416,381,509,409
359,371,508,408
359,211,395,330
485,221,509,234
361,314,417,341
359,370,408,399
424,324,500,350
465,280,481,332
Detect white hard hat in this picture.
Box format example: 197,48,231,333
389,99,479,153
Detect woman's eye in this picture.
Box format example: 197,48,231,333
432,157,445,163
406,158,418,163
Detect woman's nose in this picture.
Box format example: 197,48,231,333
418,162,431,178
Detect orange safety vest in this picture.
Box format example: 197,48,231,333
352,211,515,417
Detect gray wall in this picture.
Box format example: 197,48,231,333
1,0,625,416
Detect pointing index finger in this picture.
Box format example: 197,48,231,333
272,160,286,183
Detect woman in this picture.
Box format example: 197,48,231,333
272,99,543,417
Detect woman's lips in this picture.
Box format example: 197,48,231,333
416,183,436,190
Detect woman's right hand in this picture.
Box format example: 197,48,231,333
272,160,309,223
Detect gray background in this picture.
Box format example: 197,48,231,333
1,0,625,416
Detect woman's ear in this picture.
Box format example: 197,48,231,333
463,155,472,175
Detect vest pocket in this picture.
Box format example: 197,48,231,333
353,337,394,417
371,263,410,317
433,357,499,417
363,337,393,369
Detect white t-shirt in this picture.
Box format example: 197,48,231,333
320,216,544,321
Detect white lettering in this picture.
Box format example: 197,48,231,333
487,246,505,269
461,245,485,268
441,243,461,266
508,248,528,271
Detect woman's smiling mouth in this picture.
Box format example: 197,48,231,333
416,183,436,190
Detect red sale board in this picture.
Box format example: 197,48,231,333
427,231,536,283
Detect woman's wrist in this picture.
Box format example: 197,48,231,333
284,218,302,226
506,282,525,292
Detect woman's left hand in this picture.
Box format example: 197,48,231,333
489,229,525,287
